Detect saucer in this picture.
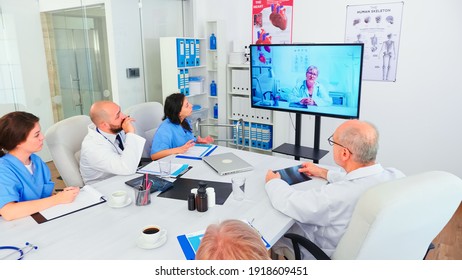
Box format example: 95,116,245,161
136,234,167,250
108,197,132,208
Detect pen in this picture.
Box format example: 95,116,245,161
143,180,152,204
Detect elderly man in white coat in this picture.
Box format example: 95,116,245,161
80,101,146,185
265,119,405,259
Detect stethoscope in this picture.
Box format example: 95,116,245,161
0,242,38,260
299,82,320,98
96,128,122,155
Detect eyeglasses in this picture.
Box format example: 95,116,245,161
306,71,318,77
327,135,353,154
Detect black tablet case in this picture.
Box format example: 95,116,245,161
157,178,232,205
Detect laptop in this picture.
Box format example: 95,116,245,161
202,152,253,175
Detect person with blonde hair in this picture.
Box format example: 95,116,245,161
195,219,270,260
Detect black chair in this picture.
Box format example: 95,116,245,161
284,233,435,260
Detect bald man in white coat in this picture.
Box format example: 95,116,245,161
80,101,145,185
265,120,405,259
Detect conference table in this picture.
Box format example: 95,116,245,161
0,146,326,260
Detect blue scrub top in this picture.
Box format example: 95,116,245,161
0,153,55,209
150,118,196,155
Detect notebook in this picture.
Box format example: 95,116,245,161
202,152,253,175
31,185,106,224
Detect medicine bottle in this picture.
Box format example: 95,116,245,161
188,193,196,211
209,33,216,50
213,103,218,119
196,182,208,212
210,80,217,96
206,187,215,208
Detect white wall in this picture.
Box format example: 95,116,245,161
105,0,145,109
197,0,462,178
0,0,55,160
140,0,186,103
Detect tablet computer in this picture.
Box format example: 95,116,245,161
274,165,312,185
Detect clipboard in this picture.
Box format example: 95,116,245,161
175,144,218,160
177,229,205,260
31,185,106,224
137,161,190,178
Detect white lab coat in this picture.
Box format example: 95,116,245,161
266,163,405,259
289,80,332,106
80,124,146,185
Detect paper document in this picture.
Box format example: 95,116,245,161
176,144,217,160
138,161,189,178
31,185,106,223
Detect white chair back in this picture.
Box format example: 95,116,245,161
333,171,462,259
45,115,92,188
124,102,164,158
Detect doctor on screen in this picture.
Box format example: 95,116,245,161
290,65,332,107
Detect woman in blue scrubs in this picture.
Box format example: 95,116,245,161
150,93,214,160
0,111,80,221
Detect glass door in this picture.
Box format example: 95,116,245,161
41,4,111,121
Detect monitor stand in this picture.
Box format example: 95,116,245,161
272,114,329,163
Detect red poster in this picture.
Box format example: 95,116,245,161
252,0,293,44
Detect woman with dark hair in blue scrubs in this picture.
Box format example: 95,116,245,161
150,93,214,160
0,111,79,221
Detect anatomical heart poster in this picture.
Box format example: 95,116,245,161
252,0,293,44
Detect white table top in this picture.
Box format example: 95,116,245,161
0,146,326,260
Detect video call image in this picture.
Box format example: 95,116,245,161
250,44,364,119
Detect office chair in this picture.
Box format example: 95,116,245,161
284,171,462,260
124,102,164,159
45,115,92,188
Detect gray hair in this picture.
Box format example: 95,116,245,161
306,65,319,75
338,121,379,164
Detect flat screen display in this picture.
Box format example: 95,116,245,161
250,43,364,119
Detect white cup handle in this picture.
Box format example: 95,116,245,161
158,229,167,239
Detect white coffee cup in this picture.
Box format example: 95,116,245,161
140,225,167,244
111,190,128,205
